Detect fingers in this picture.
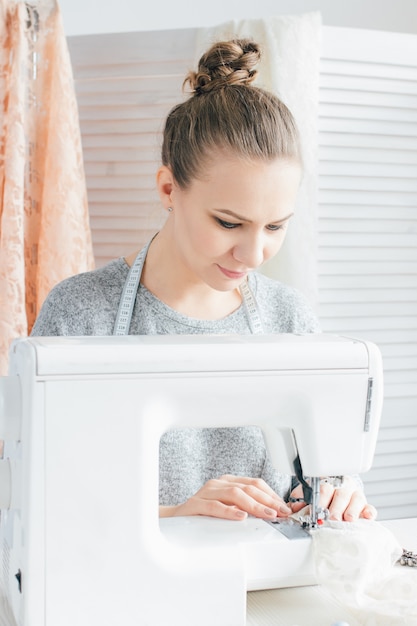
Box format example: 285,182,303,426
211,475,292,519
172,475,378,524
175,475,292,521
327,478,368,522
327,486,360,521
359,503,378,520
326,482,378,522
289,478,378,523
175,498,250,521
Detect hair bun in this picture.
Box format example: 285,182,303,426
184,39,260,95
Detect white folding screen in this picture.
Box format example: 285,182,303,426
67,25,417,520
317,27,417,520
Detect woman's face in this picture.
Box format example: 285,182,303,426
165,154,302,292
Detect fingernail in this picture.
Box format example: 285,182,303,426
235,510,247,519
279,505,291,514
264,507,277,517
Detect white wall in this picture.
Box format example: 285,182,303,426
60,0,417,36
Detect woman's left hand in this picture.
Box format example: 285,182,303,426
289,476,377,522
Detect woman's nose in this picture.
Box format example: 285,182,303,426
233,234,265,269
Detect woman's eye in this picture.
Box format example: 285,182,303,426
217,218,240,229
267,224,284,232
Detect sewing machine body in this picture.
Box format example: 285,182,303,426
0,334,383,626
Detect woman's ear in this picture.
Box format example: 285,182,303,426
156,165,176,209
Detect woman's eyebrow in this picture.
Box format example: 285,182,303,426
215,209,294,224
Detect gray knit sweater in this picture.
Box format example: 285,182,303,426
32,256,320,505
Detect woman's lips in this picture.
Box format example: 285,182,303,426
218,265,247,280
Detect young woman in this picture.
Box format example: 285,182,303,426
32,39,376,523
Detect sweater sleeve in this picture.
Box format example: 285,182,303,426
31,260,127,337
31,279,96,336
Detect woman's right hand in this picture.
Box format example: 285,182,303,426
159,474,292,520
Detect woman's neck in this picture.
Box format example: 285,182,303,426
125,235,242,321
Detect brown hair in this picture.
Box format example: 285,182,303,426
161,39,301,188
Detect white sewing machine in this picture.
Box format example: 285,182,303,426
0,334,383,626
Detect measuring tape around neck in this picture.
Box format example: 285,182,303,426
113,240,264,335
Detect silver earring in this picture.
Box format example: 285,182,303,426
167,206,173,212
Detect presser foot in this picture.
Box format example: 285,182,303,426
264,517,311,540
287,498,330,530
298,506,329,530
264,506,330,538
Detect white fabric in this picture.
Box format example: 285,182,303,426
195,12,322,308
312,520,417,625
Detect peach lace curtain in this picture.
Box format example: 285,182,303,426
0,0,94,375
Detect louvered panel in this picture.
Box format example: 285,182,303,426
91,215,165,230
365,489,417,516
80,133,161,149
374,437,417,456
87,189,159,203
73,60,190,80
319,248,417,261
383,350,417,365
319,316,417,332
319,131,417,150
320,162,417,178
380,398,417,424
321,220,417,234
319,274,417,288
318,27,417,519
321,176,417,192
318,260,416,275
320,103,417,123
365,477,417,499
68,30,194,269
68,29,196,73
383,370,417,386
88,203,160,217
83,147,158,162
367,465,417,483
80,119,167,135
91,229,153,245
87,175,154,190
378,423,417,443
321,117,417,136
320,72,417,95
320,58,417,82
75,81,184,105
320,189,415,206
85,162,156,176
321,88,417,108
320,302,417,318
93,237,157,265
319,288,417,303
338,329,417,346
78,105,171,122
320,204,417,219
320,233,417,248
321,144,417,164
372,450,417,469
